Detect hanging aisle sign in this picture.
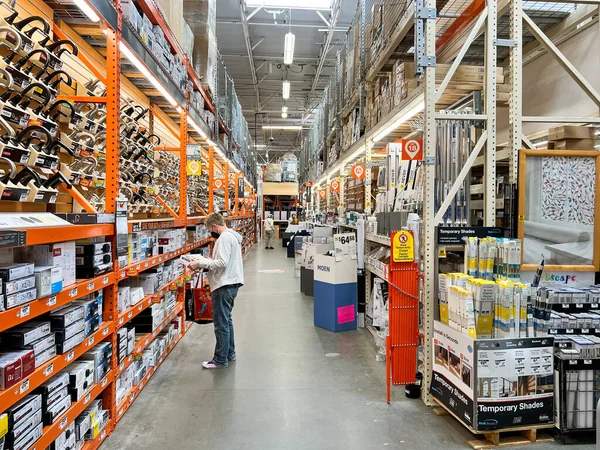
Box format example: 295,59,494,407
393,230,414,262
401,139,423,161
237,176,245,198
319,190,327,199
330,180,340,193
351,165,366,179
333,233,357,262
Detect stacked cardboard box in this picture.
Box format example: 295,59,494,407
369,2,385,64
548,126,597,150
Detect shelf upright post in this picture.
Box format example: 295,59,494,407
209,147,215,213
234,172,240,216
224,162,230,213
422,0,437,406
484,0,497,226
326,176,331,214
365,139,373,215
106,0,122,427
339,165,347,218
180,100,188,222
508,0,523,185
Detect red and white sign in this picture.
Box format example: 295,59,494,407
330,180,340,193
319,190,327,199
351,165,366,179
402,139,423,161
213,179,224,190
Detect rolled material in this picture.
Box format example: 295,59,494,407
524,221,590,244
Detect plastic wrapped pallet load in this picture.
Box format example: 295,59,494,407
264,164,282,182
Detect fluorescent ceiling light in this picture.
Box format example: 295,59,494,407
318,28,347,32
187,116,207,139
282,106,288,113
533,140,548,147
283,32,295,65
262,125,303,130
372,100,425,142
74,0,100,22
245,0,331,10
254,144,267,148
282,80,290,99
120,42,177,107
281,112,288,118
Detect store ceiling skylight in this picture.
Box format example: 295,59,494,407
245,0,332,10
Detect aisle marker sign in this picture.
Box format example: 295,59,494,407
186,159,202,176
393,231,415,262
330,180,340,193
401,139,423,161
351,165,366,179
213,178,225,190
319,189,327,199
333,233,357,261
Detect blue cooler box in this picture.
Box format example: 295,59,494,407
313,254,357,332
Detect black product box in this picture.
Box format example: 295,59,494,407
69,373,94,401
49,421,75,450
84,315,100,337
5,395,42,429
54,319,85,344
56,331,85,355
35,346,56,368
5,288,37,309
44,395,71,425
3,408,42,448
80,343,112,369
75,253,112,267
10,333,55,355
45,386,69,412
0,264,35,282
76,262,112,279
37,372,70,400
75,243,111,256
50,305,85,328
2,322,51,347
13,421,43,450
3,275,36,296
72,299,99,321
94,361,110,384
66,361,94,387
55,214,115,225
74,414,91,442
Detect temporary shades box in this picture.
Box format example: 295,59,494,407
314,254,357,332
431,321,554,431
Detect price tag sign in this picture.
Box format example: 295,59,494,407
333,233,357,262
20,379,29,394
103,326,109,336
46,295,57,307
103,276,109,285
87,336,94,346
87,281,94,291
66,350,75,362
69,287,78,297
44,363,54,377
59,416,68,430
18,304,30,318
84,393,91,404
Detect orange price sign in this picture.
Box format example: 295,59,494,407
401,139,423,161
318,190,327,199
330,180,340,193
351,165,366,179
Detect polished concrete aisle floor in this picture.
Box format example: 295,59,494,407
103,243,592,450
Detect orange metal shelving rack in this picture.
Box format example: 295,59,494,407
0,0,256,447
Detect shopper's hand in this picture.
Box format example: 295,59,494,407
188,260,201,271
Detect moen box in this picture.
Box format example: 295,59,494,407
430,321,554,431
313,254,357,333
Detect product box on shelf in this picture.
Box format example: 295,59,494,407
2,321,52,347
5,394,42,429
0,263,35,282
5,288,37,309
33,266,62,298
0,349,35,390
25,242,76,287
3,275,35,296
431,321,554,431
35,346,56,368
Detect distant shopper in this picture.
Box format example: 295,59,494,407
188,212,244,369
289,213,299,225
264,214,275,249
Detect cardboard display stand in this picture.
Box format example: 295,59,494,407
300,243,333,297
431,321,554,431
314,254,358,332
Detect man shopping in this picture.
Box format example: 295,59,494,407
264,213,275,249
187,212,244,369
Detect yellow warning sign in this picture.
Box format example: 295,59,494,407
393,231,414,262
187,160,202,176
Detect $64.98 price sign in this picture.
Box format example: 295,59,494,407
333,233,357,261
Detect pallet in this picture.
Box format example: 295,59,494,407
433,399,555,449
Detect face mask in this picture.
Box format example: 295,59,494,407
211,231,220,239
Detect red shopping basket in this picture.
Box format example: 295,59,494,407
193,276,213,322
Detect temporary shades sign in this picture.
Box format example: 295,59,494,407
319,190,327,199
351,165,366,179
330,180,340,193
213,178,225,190
402,139,423,161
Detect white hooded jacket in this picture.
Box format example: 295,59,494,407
206,228,245,292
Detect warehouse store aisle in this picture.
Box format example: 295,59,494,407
103,244,573,450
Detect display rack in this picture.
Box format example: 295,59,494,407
0,0,258,449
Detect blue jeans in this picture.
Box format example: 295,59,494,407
212,284,239,365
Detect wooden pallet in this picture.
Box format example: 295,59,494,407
433,399,555,449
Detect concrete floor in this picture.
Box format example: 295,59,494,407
103,243,595,450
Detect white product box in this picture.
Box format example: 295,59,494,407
34,266,62,298
130,287,145,305
27,242,76,287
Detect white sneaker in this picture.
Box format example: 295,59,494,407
202,360,227,369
